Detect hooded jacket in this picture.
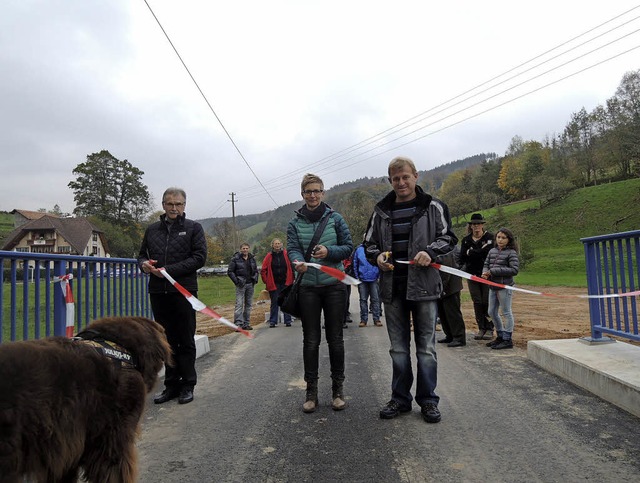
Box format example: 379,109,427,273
286,204,353,286
138,213,207,294
363,186,457,303
352,244,379,282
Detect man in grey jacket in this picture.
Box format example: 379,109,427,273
364,157,457,423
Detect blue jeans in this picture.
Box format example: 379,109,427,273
488,288,514,339
358,281,381,322
384,296,439,408
234,283,255,327
269,282,292,324
298,283,346,383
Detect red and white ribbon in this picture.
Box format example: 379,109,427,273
294,261,361,286
53,274,75,337
158,268,254,338
394,260,640,300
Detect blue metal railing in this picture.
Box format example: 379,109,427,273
581,230,640,342
0,251,150,343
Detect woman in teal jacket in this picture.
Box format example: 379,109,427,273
287,173,353,414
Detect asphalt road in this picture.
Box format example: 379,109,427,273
137,308,640,482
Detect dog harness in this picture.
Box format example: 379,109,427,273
72,329,139,369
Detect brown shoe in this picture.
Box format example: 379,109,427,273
303,381,318,413
374,320,383,327
332,396,347,411
303,399,318,413
359,321,367,327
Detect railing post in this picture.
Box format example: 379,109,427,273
583,240,604,341
53,260,66,337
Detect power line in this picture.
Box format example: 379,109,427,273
238,26,640,198
142,0,280,209
143,1,640,213
239,5,640,195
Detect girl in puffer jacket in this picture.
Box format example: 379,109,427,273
481,228,519,349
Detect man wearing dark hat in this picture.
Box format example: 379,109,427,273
459,213,494,340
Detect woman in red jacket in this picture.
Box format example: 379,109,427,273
261,238,294,327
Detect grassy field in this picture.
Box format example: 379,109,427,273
197,275,266,306
454,178,640,287
1,274,266,342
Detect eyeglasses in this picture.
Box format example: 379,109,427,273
163,202,185,208
302,189,324,196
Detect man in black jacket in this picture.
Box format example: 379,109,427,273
227,243,259,330
138,187,207,405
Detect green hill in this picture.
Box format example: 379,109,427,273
0,212,14,247
455,178,640,286
229,179,639,287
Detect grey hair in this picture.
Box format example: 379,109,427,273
162,187,186,202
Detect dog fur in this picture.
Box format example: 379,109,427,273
0,316,172,483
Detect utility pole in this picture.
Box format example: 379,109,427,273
228,192,238,249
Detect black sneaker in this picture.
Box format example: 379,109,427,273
242,325,253,330
492,339,513,350
486,337,503,347
421,403,441,423
379,400,411,419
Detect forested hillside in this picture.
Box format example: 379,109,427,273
198,151,496,238
246,178,640,284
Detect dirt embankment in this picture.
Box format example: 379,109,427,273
197,286,607,349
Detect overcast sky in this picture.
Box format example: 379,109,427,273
1,1,639,220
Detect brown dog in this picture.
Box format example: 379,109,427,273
0,316,172,483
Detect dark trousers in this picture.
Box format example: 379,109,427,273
151,292,197,390
437,292,466,341
467,280,493,331
298,283,346,384
344,285,352,322
269,281,292,324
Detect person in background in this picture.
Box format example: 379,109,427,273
342,257,354,328
482,228,520,350
287,173,353,413
459,213,494,340
352,243,382,327
364,156,457,424
138,187,207,405
436,247,466,347
261,238,294,327
228,243,259,331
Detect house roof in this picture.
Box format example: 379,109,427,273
1,215,108,255
10,209,60,220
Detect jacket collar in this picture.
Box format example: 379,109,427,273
160,213,186,226
376,185,432,213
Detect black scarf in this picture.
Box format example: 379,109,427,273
300,202,326,223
